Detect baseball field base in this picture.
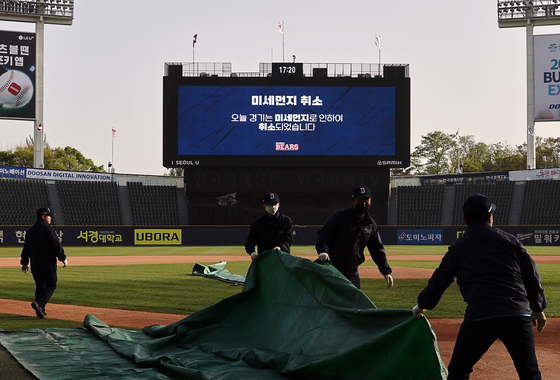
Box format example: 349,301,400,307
0,250,448,380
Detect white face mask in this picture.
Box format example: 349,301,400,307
266,204,279,215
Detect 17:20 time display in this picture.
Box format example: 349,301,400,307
278,65,297,74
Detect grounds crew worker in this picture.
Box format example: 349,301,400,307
245,192,293,261
21,207,68,319
315,186,393,290
413,194,547,380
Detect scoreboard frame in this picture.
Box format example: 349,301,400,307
163,72,410,168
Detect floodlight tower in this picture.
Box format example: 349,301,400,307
0,0,74,168
498,1,560,169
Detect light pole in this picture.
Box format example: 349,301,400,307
498,0,560,169
0,0,74,168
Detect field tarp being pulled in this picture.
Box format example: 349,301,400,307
0,250,448,380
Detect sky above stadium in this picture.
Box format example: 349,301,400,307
1,0,559,175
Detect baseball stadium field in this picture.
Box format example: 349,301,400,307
0,245,558,379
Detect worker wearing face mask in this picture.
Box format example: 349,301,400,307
245,192,294,261
315,186,393,290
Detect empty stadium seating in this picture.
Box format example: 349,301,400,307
451,182,515,226
1,176,558,227
0,178,53,225
127,182,181,226
393,180,545,226
56,181,123,225
519,180,560,225
395,185,446,225
0,178,182,226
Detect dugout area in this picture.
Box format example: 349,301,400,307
0,250,447,380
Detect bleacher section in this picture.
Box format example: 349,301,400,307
1,176,559,227
56,181,123,225
451,182,515,226
396,185,445,225
0,178,183,226
394,180,533,226
0,178,52,225
127,182,181,226
519,180,560,225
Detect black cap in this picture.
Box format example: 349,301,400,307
37,207,55,217
463,194,496,220
352,186,371,199
262,192,280,205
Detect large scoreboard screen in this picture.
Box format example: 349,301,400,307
163,73,410,168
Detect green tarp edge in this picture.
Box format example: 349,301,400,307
0,327,171,380
192,261,246,285
0,250,448,380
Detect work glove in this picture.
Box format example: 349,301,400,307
384,274,394,289
318,252,329,262
532,311,546,332
273,246,281,251
22,265,29,274
63,259,68,268
412,305,426,319
250,252,258,261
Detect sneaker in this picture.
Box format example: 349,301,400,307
31,302,46,319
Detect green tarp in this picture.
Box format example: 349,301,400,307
0,250,448,380
192,261,246,285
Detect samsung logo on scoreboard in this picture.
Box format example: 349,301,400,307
134,229,182,245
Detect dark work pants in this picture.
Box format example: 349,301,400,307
32,271,57,310
342,269,361,289
448,316,541,380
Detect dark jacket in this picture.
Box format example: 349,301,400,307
315,207,392,276
20,219,66,273
418,221,546,321
245,212,293,254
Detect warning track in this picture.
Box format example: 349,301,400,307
2,254,559,268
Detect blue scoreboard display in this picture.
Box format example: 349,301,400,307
163,75,410,168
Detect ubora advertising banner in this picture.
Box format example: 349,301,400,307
134,229,182,245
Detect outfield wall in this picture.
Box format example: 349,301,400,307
1,225,558,247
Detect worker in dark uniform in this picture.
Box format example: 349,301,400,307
413,194,547,380
245,192,293,261
315,186,393,290
21,207,68,319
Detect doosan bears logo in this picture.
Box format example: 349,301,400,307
275,142,299,151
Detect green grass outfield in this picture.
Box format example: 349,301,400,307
0,245,558,331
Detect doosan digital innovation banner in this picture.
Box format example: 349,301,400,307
534,33,560,120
